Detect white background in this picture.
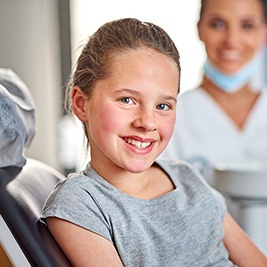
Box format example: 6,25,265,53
69,0,206,93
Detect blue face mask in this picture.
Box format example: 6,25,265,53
203,56,259,93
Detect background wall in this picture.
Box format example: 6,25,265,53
0,0,64,170
70,0,205,93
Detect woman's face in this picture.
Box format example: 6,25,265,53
198,0,266,74
82,48,179,175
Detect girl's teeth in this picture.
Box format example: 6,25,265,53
125,138,151,148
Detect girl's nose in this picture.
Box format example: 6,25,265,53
132,110,157,132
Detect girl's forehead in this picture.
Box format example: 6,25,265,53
108,47,179,72
91,48,179,97
108,47,154,62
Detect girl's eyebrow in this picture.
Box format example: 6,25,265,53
114,88,139,95
114,88,177,103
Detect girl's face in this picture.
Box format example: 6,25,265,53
198,0,266,74
79,48,179,175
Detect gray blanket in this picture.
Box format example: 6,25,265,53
0,68,36,167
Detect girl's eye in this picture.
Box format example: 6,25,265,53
156,103,170,111
120,97,134,105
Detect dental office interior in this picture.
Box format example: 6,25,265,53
0,0,266,265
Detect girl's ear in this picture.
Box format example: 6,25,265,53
72,86,88,122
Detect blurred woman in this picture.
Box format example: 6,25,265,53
161,0,267,167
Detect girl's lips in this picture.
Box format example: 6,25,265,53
123,137,152,149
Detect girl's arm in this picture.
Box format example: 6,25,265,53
223,212,267,266
46,217,124,267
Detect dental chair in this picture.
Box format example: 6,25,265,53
0,68,72,266
0,158,72,267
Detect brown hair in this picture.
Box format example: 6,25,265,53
65,18,181,112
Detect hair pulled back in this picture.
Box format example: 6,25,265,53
65,18,180,112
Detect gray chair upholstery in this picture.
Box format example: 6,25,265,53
0,158,72,267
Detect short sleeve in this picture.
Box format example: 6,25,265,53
210,187,227,221
41,175,113,242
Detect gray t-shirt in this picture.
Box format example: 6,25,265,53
42,160,235,267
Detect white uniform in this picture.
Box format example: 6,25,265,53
161,87,267,165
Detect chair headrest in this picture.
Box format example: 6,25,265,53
0,68,36,168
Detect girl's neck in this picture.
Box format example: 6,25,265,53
91,161,175,200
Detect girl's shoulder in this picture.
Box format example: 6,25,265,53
156,159,207,187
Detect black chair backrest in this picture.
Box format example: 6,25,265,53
0,158,72,267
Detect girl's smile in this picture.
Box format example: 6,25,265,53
122,136,153,149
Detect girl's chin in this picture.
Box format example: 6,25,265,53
125,166,150,174
123,161,154,174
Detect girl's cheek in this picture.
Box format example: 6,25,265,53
162,118,176,139
98,106,126,132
